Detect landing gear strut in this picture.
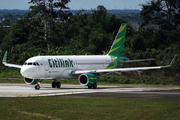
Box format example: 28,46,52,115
35,80,41,90
52,79,61,88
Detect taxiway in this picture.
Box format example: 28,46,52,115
0,83,180,100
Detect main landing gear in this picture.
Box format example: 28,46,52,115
34,79,61,90
88,83,97,89
52,79,61,88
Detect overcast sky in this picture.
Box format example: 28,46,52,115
0,0,149,10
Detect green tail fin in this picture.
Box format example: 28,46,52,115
108,23,127,57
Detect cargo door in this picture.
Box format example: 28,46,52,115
42,59,50,77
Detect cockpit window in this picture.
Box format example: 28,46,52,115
27,63,32,65
24,62,39,66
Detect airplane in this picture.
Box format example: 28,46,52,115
2,23,177,90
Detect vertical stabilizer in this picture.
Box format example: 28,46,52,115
108,23,127,57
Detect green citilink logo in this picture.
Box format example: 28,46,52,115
48,58,73,68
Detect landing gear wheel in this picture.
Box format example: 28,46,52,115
57,82,61,88
88,86,92,89
34,80,41,90
35,85,40,90
92,83,97,89
52,81,61,88
52,82,56,88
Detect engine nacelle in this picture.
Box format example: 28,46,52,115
24,77,37,85
78,73,97,86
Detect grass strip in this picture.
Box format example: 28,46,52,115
0,97,180,120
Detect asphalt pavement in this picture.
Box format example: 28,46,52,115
0,83,180,100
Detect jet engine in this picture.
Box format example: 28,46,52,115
78,73,97,87
24,77,37,85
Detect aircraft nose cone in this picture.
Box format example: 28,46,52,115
20,67,29,77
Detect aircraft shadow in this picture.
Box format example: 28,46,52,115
41,86,132,90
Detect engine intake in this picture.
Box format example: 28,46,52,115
78,73,97,86
24,77,37,85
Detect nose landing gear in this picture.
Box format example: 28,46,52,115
35,80,41,90
35,84,40,90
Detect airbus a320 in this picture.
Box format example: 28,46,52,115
2,23,176,90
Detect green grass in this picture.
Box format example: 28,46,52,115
0,97,180,120
0,78,180,87
0,78,80,84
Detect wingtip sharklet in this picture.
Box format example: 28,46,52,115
168,54,177,67
2,51,7,64
162,54,177,68
2,51,22,68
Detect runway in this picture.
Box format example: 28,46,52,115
0,83,180,100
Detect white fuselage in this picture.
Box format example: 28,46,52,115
20,55,111,79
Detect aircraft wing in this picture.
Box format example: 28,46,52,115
72,54,177,75
73,66,166,74
2,51,22,69
3,62,22,69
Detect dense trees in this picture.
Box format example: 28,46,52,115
141,0,180,31
0,5,126,63
127,0,180,57
0,2,179,62
27,0,72,45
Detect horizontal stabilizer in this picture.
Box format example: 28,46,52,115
120,59,155,63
